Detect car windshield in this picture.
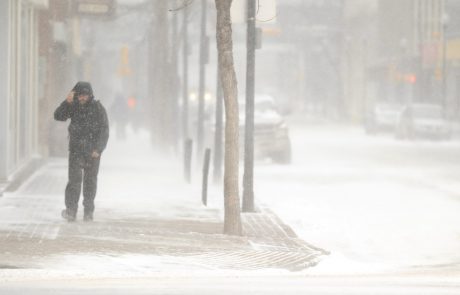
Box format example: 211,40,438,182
239,96,278,113
256,101,276,112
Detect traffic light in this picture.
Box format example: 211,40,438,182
404,74,417,84
127,96,136,109
117,45,132,77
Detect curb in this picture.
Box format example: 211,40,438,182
4,157,46,193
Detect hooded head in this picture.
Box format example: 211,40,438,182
73,81,94,100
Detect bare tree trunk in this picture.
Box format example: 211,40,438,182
151,0,172,151
214,0,242,236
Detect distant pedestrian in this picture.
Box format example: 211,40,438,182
54,81,109,222
110,93,129,140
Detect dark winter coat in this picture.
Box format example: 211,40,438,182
54,84,109,155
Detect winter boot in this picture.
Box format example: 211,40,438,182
61,209,76,222
83,212,93,222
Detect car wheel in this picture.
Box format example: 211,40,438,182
272,141,292,164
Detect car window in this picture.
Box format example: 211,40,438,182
240,98,278,114
256,101,276,112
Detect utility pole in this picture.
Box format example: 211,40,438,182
197,0,208,160
242,0,256,213
416,1,423,103
213,66,223,183
171,1,180,152
182,3,190,140
442,11,449,117
0,0,8,182
442,30,447,115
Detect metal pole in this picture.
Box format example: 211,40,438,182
0,0,10,183
242,0,256,212
197,0,207,160
202,148,211,206
442,22,447,117
416,0,423,104
184,138,193,183
172,2,180,152
182,4,189,140
213,66,223,184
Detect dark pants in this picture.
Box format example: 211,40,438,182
65,152,100,217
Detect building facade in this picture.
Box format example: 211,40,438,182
0,0,48,186
0,0,117,190
445,0,460,118
342,0,378,121
343,0,460,121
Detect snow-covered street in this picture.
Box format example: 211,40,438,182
257,120,460,275
2,273,460,294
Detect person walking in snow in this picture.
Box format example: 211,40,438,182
54,81,109,222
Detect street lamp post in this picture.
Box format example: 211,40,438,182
197,0,208,160
242,0,256,213
442,13,449,117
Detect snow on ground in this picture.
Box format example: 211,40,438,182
2,122,460,281
255,122,460,275
96,128,220,222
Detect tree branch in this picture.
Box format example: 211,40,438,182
169,0,194,12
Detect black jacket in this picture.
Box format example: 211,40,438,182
54,94,109,155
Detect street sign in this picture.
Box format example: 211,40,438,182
117,46,132,77
256,28,262,49
231,0,246,24
29,0,48,9
73,0,115,17
447,39,460,60
255,0,277,23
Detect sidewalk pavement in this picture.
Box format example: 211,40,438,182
0,130,326,276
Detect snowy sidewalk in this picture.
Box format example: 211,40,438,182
0,130,325,277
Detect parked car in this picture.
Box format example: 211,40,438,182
395,103,452,140
364,102,402,134
236,95,291,164
251,95,291,164
206,94,292,164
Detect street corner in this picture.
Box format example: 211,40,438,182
237,206,329,271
